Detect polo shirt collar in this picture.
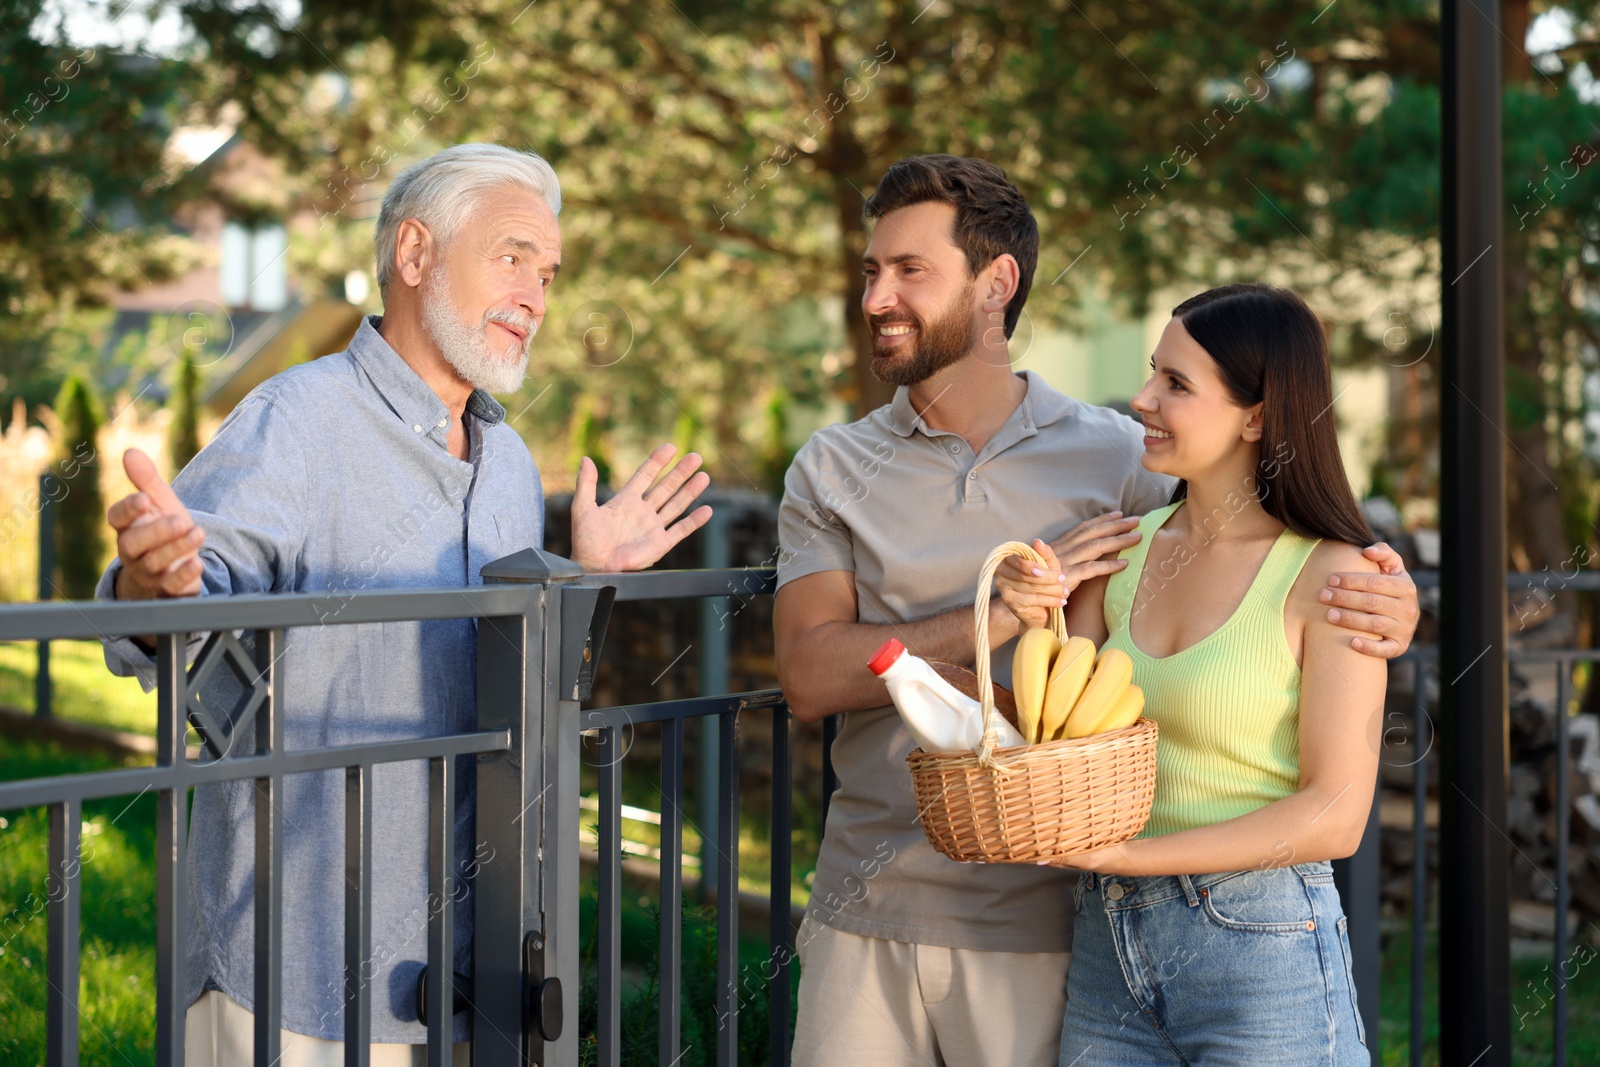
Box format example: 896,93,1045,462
886,369,1075,438
348,316,508,441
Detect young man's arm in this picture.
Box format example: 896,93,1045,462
776,512,1144,723
774,570,1021,724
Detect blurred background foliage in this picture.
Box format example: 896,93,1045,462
1,0,1599,571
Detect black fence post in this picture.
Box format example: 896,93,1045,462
698,511,731,900
469,592,536,1067
36,472,56,716
1440,0,1511,1062
479,547,588,1067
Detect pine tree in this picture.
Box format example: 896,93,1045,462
52,376,104,600
168,357,202,472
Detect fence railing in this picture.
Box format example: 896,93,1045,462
1373,643,1596,1067
0,548,822,1067
4,554,1597,1065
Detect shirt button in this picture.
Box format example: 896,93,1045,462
412,424,422,433
1106,884,1127,901
968,472,977,480
437,418,447,428
949,443,961,454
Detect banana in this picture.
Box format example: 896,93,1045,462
1039,637,1096,741
1062,648,1133,739
1090,683,1144,735
1011,628,1060,743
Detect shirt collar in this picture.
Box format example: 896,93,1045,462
886,369,1075,438
347,316,507,442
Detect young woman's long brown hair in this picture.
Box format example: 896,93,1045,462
1167,283,1375,548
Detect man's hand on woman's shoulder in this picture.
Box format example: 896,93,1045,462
1319,541,1420,659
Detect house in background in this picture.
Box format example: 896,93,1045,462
108,126,364,423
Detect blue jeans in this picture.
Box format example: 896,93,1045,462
1059,862,1367,1066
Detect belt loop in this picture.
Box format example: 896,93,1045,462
1178,874,1199,906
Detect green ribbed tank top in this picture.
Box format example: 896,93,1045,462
1101,500,1321,838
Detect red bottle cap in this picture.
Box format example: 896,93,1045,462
867,637,906,676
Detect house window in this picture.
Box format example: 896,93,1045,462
221,220,288,311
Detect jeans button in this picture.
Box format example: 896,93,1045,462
1106,884,1127,901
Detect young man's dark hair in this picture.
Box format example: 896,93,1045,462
863,154,1039,339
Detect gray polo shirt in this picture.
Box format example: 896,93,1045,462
97,316,542,1040
777,370,1175,952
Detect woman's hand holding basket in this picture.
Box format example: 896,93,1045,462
993,510,1139,631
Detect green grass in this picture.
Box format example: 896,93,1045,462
1377,923,1600,1064
0,640,155,735
575,880,799,1067
580,798,816,906
0,733,157,1066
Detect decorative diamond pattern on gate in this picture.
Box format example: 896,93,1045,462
185,631,269,760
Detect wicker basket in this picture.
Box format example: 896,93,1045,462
906,540,1160,863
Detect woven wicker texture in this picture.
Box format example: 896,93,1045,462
906,540,1159,863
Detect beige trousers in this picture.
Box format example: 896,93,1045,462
184,990,470,1067
790,916,1072,1067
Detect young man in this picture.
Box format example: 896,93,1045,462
774,154,1419,1066
99,143,711,1065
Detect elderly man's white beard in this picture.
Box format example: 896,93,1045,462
420,268,536,395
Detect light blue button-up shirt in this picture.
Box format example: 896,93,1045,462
98,316,542,1041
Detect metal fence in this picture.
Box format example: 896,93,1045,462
4,554,1597,1065
0,548,821,1067
1323,568,1600,1067
1375,644,1596,1067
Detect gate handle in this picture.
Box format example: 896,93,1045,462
523,931,564,1042
414,966,472,1028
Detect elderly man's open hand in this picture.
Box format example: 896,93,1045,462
570,444,713,572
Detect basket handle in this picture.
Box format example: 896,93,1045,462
973,541,1068,765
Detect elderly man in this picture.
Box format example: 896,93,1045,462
98,143,708,1065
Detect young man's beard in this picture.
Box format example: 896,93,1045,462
869,280,979,388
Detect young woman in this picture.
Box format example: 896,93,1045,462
995,283,1384,1065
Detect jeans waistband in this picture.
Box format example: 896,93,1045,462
1084,860,1335,907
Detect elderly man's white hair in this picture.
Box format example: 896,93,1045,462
375,143,562,294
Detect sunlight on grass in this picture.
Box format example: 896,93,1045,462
0,734,157,1067
0,640,155,735
579,793,815,903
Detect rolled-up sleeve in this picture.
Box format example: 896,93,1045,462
97,389,309,684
